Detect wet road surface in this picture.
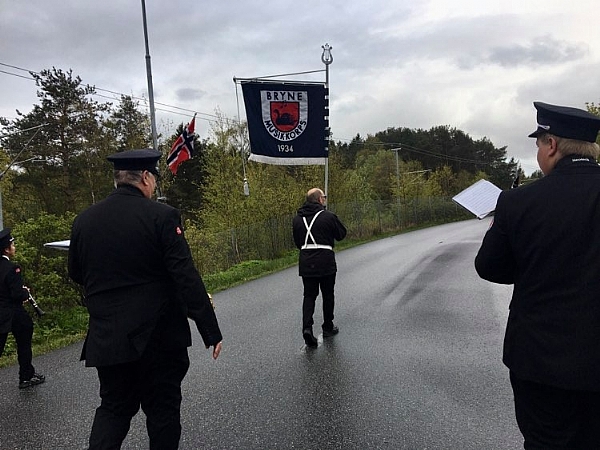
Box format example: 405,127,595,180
0,218,522,449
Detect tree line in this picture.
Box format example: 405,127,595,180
0,67,534,314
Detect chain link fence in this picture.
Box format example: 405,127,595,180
187,197,470,275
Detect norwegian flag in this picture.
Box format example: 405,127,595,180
167,115,196,175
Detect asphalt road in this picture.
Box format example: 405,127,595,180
0,218,522,449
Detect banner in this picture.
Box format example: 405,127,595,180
241,81,328,165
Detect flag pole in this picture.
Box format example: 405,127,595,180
140,0,165,200
321,43,333,200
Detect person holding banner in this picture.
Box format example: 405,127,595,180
293,188,346,348
475,102,600,448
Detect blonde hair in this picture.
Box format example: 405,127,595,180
539,134,600,159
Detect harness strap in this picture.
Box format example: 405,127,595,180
301,210,333,251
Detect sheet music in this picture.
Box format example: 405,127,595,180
452,179,502,219
43,240,70,250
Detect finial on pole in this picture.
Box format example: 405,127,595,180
321,43,333,65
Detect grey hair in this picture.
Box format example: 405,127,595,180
114,170,143,188
539,133,600,159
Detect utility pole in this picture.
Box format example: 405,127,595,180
140,0,158,152
140,0,165,201
390,147,401,193
390,147,402,225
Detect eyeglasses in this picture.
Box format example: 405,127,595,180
147,169,160,180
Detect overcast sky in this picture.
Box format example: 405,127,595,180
1,0,598,175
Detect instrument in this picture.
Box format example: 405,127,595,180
26,291,45,317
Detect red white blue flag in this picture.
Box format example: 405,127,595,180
168,115,196,175
241,81,328,165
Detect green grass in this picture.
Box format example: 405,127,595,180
0,306,89,369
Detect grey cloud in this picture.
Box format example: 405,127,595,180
488,36,588,67
175,87,206,102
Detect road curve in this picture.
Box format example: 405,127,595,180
0,218,522,449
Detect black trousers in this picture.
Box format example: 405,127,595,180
0,307,35,382
510,371,600,449
89,345,190,450
302,273,336,331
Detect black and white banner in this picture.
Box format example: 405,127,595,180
241,81,328,165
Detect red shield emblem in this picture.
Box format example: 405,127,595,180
270,102,299,132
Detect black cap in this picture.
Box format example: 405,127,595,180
107,149,161,176
528,102,600,142
0,228,14,250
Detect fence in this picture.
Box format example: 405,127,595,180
186,197,470,275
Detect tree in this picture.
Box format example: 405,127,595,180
105,95,152,150
427,165,458,197
0,68,111,216
355,149,395,201
331,134,365,169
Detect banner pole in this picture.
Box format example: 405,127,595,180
321,44,333,200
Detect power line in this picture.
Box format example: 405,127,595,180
0,62,534,170
336,139,520,169
0,62,237,125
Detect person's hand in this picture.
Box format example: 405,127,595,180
211,341,222,360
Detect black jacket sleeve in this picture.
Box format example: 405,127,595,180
160,208,223,346
474,192,516,284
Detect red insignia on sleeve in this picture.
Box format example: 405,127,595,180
176,227,182,235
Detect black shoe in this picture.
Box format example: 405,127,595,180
323,325,339,337
19,373,45,389
303,328,318,348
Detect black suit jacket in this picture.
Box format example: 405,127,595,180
0,257,29,334
475,156,600,391
68,185,222,367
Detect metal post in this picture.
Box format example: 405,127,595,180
0,184,4,230
390,147,402,225
140,0,165,200
321,44,333,200
141,0,158,152
390,147,402,193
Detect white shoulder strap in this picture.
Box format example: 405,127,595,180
301,210,332,250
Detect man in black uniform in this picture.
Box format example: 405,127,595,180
68,149,223,450
475,102,600,448
293,188,346,348
0,228,45,389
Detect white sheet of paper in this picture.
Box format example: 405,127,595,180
43,239,70,250
452,179,502,219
